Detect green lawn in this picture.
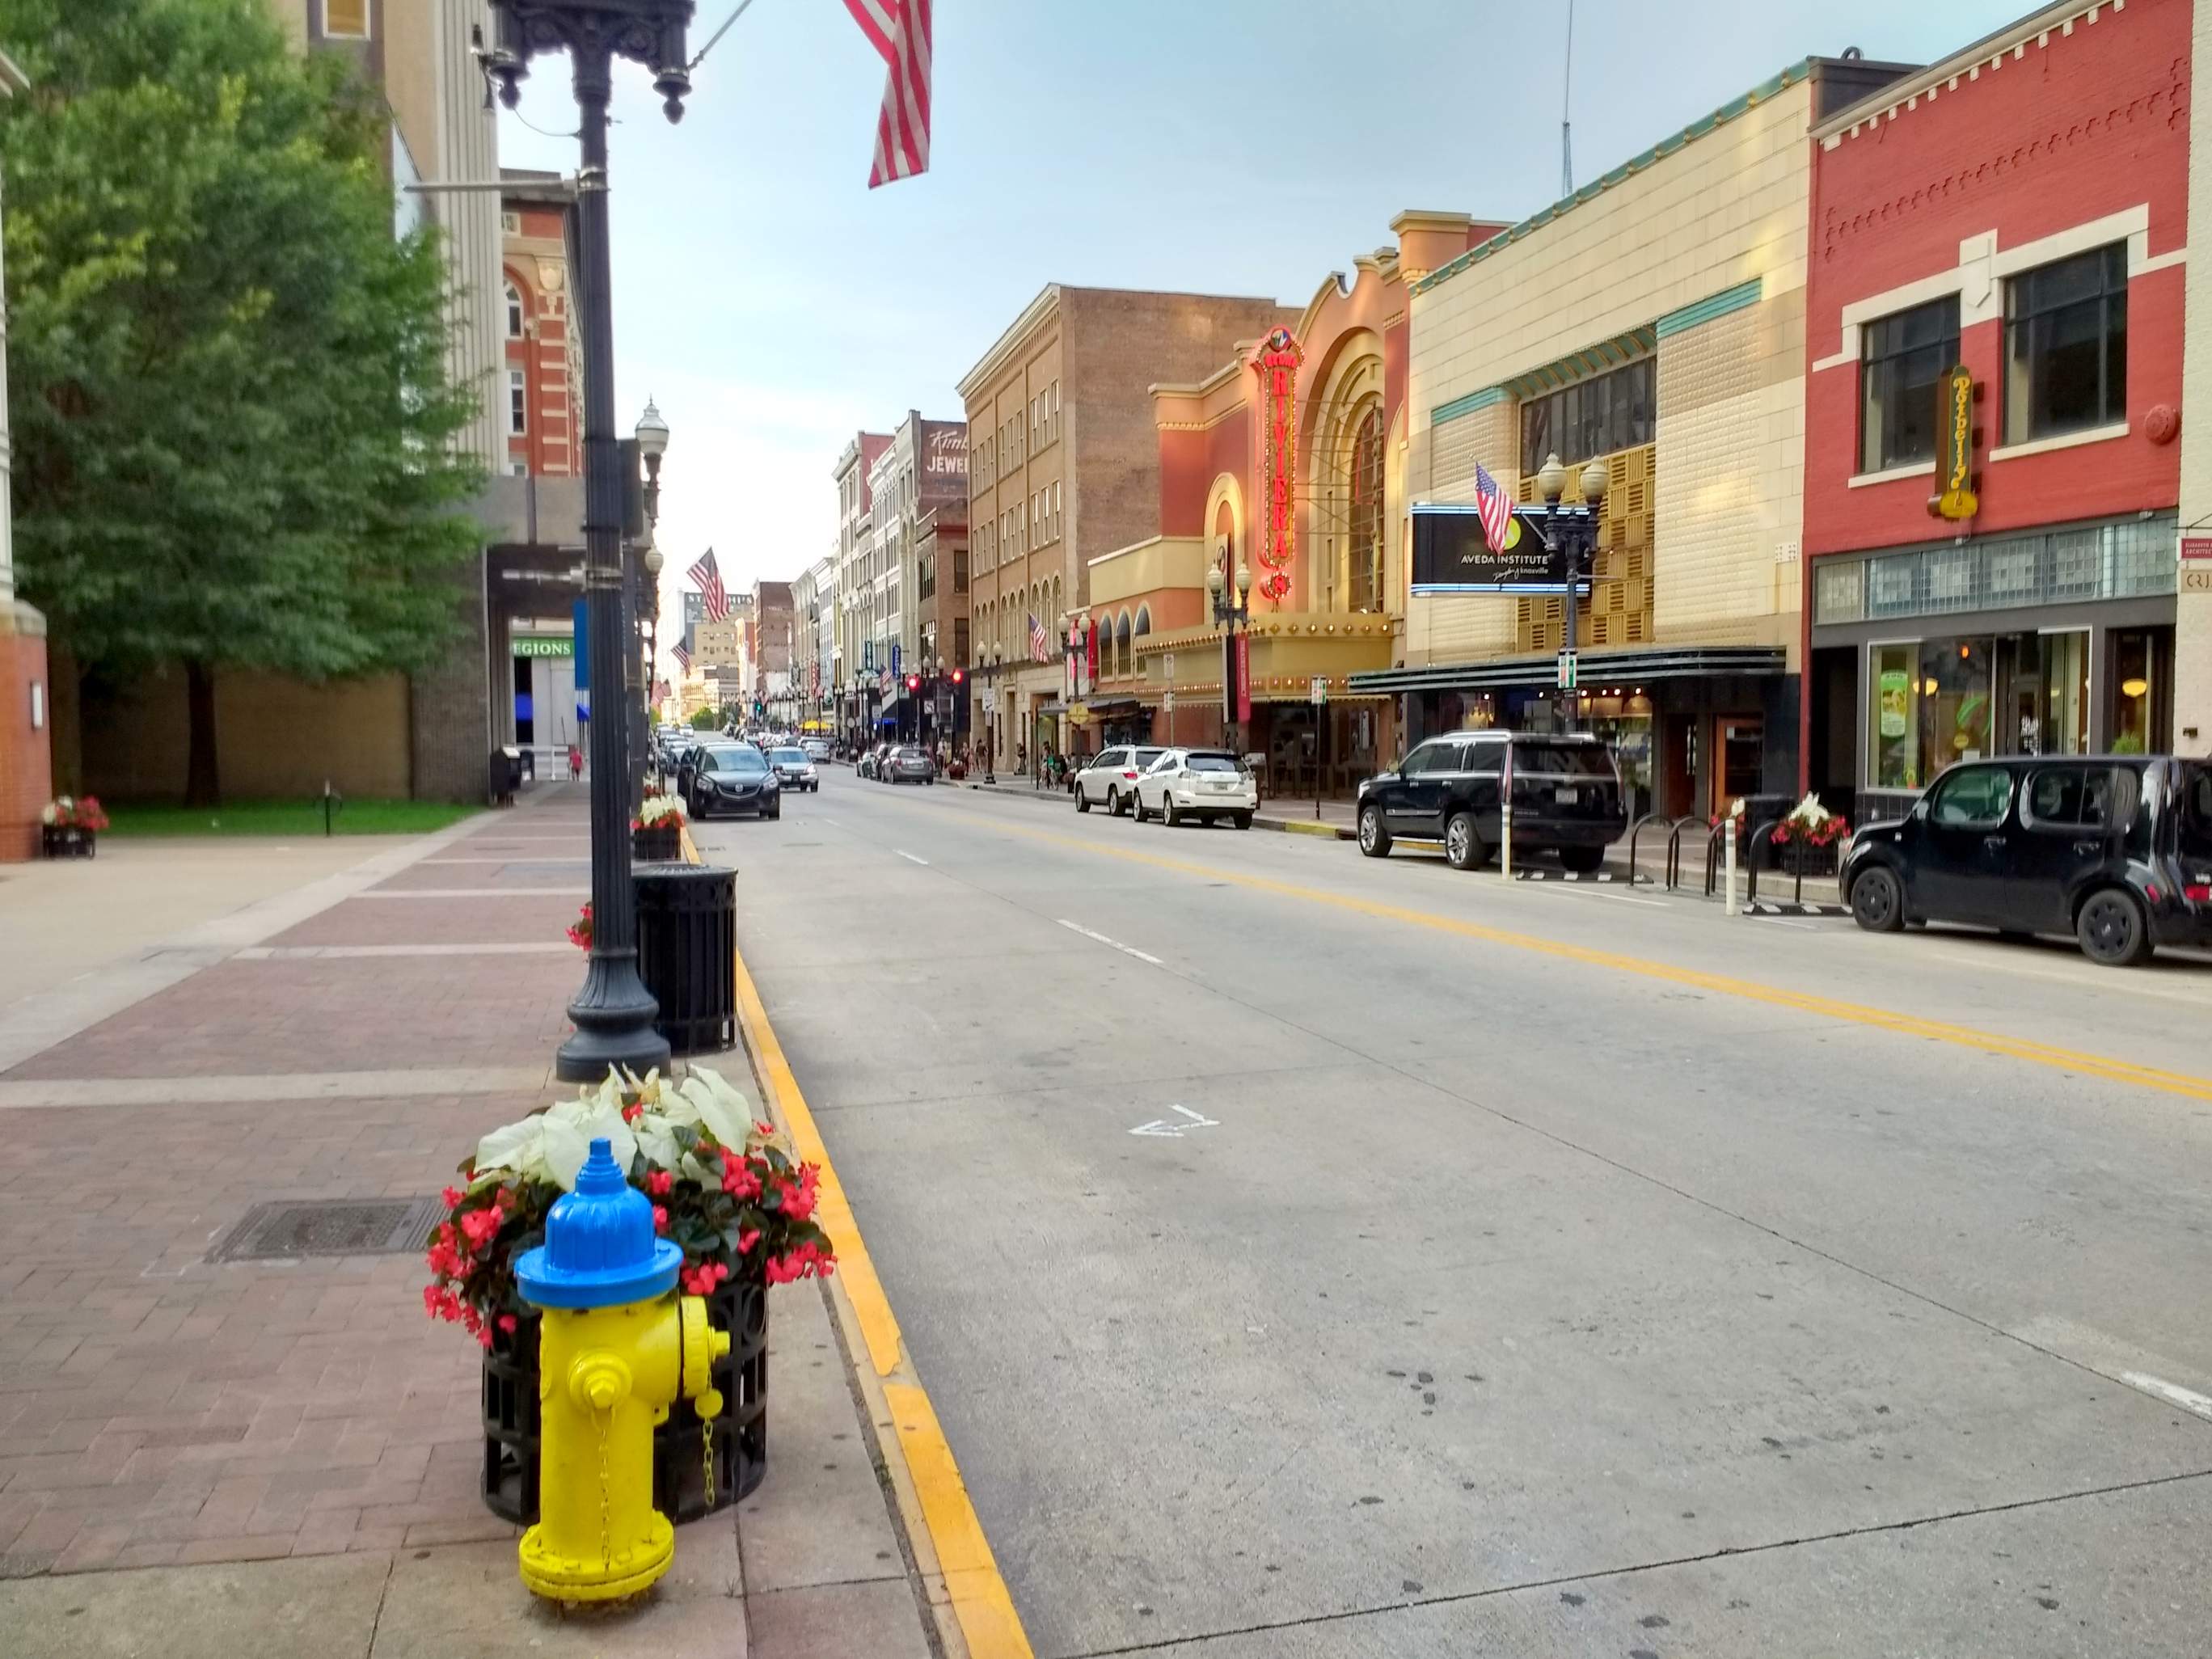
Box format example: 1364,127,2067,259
100,799,483,838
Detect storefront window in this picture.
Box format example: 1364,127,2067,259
1870,632,2097,790
2110,629,2159,754
1869,644,1921,788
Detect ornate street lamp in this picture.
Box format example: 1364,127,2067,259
1209,561,1254,754
1534,451,1609,734
483,0,696,1083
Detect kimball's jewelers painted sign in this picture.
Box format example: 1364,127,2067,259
1252,327,1302,605
1932,365,1979,521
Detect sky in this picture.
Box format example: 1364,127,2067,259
494,0,2032,670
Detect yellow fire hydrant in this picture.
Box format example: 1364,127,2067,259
514,1136,730,1602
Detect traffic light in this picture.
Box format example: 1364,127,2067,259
905,674,921,694
951,667,965,685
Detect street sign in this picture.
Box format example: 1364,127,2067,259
1309,676,1328,705
1556,651,1578,690
1163,690,1175,712
981,690,997,713
1163,652,1176,678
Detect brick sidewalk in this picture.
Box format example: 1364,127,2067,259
0,796,594,1577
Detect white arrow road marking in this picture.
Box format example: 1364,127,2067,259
895,850,930,866
2122,1371,2212,1421
1129,1104,1222,1138
1057,918,1163,965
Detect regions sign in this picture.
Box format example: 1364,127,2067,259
1411,501,1593,595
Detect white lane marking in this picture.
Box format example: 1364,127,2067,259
2121,1371,2212,1421
1549,886,1672,909
894,849,930,866
1755,917,1819,931
820,817,842,827
1056,918,1163,965
1131,1104,1222,1138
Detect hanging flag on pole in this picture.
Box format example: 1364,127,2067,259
1027,613,1050,663
1472,462,1514,555
672,641,692,673
842,0,932,188
686,548,730,622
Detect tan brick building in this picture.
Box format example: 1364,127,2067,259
1374,56,1910,819
959,286,1293,770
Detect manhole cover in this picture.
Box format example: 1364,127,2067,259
209,1197,445,1263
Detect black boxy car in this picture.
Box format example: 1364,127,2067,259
1356,731,1628,872
685,744,781,821
1840,754,2212,965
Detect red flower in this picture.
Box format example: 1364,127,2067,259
441,1185,464,1209
720,1159,762,1201
737,1229,760,1256
645,1171,673,1197
652,1205,669,1233
497,1314,518,1334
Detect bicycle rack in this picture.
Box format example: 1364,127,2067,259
1744,820,1779,904
1703,819,1732,898
1663,817,1703,891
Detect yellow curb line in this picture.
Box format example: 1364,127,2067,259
728,939,1033,1659
1264,817,1347,838
979,814,2212,1107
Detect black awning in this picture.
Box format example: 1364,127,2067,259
1077,698,1144,717
1349,645,1786,696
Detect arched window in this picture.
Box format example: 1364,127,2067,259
1348,405,1384,611
505,281,525,340
1116,610,1132,678
1133,605,1151,640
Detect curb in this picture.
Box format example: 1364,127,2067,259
727,940,1032,1659
1253,815,1353,840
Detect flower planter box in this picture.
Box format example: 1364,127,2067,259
480,1265,768,1526
41,826,95,859
632,823,682,863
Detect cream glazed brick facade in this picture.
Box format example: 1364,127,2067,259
1404,60,1897,672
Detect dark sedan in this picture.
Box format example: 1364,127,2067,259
1841,754,2212,965
881,745,935,785
686,745,781,821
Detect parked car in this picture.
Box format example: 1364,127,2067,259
686,744,781,821
858,741,893,780
1840,754,2212,966
801,737,833,762
1072,745,1167,816
672,737,728,801
882,745,936,784
766,746,820,792
1131,748,1256,828
1356,731,1627,872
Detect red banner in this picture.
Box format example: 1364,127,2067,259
1234,633,1251,725
1086,621,1099,690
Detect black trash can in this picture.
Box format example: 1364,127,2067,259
633,862,736,1054
489,746,523,804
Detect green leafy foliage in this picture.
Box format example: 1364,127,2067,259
0,0,488,800
688,707,720,730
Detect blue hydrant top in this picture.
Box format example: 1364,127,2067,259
515,1138,683,1309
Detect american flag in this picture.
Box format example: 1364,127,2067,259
1473,462,1514,554
843,0,932,188
672,641,692,673
1028,613,1050,662
686,548,729,622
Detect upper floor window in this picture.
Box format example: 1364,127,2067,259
505,281,525,340
1519,357,1653,476
508,369,527,436
2005,243,2127,445
1860,297,1958,474
323,0,370,37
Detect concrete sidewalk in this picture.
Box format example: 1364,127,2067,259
0,784,943,1658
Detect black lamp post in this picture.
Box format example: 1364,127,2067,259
1532,451,1610,735
483,0,694,1084
982,646,1002,783
1209,559,1254,754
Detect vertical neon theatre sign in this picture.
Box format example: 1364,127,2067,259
1252,327,1302,604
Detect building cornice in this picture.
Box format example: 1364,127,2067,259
1814,0,2121,143
957,285,1062,403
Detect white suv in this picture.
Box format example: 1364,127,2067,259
1133,749,1256,830
1073,745,1165,817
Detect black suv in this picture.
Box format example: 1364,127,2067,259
1841,754,2212,966
1356,732,1627,872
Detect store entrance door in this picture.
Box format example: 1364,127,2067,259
1713,716,1763,817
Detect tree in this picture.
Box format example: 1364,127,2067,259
687,707,719,731
1,0,485,804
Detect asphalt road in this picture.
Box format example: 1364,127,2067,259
695,770,2212,1659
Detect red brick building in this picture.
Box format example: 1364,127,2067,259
1801,0,2189,812
500,172,582,480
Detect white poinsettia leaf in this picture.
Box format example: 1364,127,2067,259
540,1117,592,1190
632,1115,680,1172
680,1071,753,1150
475,1117,545,1178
